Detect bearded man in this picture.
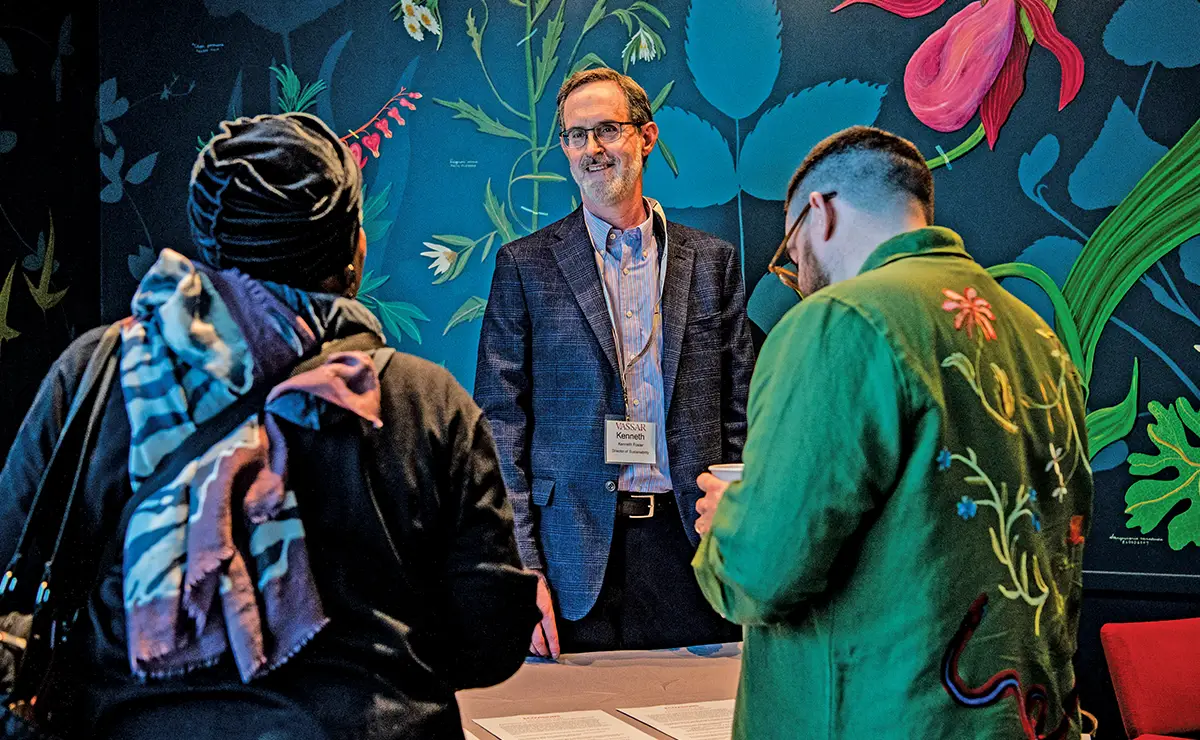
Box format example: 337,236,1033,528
475,68,755,655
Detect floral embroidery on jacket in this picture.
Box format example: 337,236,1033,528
943,286,997,341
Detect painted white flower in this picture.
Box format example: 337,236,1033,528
421,243,455,275
623,27,658,66
404,16,425,41
416,5,440,35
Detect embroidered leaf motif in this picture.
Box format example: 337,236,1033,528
1125,398,1200,549
943,352,977,383
991,363,1016,419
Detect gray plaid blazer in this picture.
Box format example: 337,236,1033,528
474,208,754,620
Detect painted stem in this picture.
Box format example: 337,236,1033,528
1034,184,1089,240
0,201,33,253
1135,61,1156,121
1110,316,1200,400
524,1,540,233
282,32,293,70
735,118,745,279
926,124,986,171
125,190,154,250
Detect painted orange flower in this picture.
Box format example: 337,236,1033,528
943,286,998,340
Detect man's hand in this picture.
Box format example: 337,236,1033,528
529,570,560,658
695,472,732,536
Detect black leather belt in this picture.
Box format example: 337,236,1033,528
616,491,675,519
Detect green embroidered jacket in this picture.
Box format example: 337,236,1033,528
694,227,1093,740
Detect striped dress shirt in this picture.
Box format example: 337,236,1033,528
583,198,673,493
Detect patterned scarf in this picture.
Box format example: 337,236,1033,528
119,249,384,681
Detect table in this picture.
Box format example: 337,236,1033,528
457,643,743,739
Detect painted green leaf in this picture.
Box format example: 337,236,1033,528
985,261,1084,371
650,80,675,113
484,179,518,243
431,234,478,248
1085,358,1139,457
657,138,679,177
533,0,566,102
570,52,607,77
631,0,670,28
1125,397,1200,549
434,98,530,142
582,0,607,34
1062,116,1200,382
466,8,484,60
433,243,475,285
444,296,488,334
480,231,498,261
373,298,429,344
512,172,567,183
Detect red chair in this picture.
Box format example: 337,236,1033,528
1100,617,1200,740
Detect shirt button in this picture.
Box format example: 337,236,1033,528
642,250,648,259
625,310,633,318
623,267,630,275
632,399,640,407
605,480,617,492
608,233,616,241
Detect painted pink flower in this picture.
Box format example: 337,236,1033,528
362,133,381,158
942,286,997,341
406,91,422,100
348,142,367,169
374,119,393,138
833,0,1084,149
399,97,417,111
387,107,407,126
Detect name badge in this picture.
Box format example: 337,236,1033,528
605,419,657,465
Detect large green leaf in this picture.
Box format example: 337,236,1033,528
533,0,566,102
1084,359,1139,456
444,296,488,334
1062,116,1200,382
434,98,531,142
484,179,518,243
986,261,1084,372
1125,397,1200,549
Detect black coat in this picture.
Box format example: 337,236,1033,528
0,324,540,740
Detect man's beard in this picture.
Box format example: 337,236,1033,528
574,151,642,206
796,236,831,297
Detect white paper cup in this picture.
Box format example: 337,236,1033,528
708,463,744,482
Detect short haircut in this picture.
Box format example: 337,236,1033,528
556,68,653,129
785,126,934,224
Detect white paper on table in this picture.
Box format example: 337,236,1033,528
463,730,484,740
616,700,735,740
474,709,655,740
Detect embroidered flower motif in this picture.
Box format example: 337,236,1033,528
957,496,977,520
416,4,440,34
374,119,393,138
937,448,953,471
1052,486,1067,502
1031,512,1042,533
1067,514,1086,545
942,286,997,341
1046,442,1068,501
1028,488,1038,502
420,243,455,276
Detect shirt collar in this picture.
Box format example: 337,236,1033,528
583,197,665,257
857,226,973,276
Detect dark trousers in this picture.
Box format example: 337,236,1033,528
557,495,742,652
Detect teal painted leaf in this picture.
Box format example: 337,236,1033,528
998,236,1083,324
0,39,15,75
128,245,155,280
124,152,159,184
570,52,607,77
228,69,244,120
1104,0,1200,68
1092,440,1129,472
1018,134,1059,202
202,0,346,37
1175,235,1200,286
316,31,352,125
0,131,15,154
98,77,128,123
642,107,736,208
23,232,59,274
1068,97,1168,211
445,296,488,334
739,80,887,200
684,0,782,120
746,274,798,334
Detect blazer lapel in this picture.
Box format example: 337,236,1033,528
554,210,620,375
660,222,694,414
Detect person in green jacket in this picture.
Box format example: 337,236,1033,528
692,126,1093,740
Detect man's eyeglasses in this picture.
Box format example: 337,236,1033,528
560,121,643,149
767,191,837,299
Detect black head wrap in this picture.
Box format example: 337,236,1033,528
188,112,363,288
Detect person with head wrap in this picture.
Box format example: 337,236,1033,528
0,112,539,740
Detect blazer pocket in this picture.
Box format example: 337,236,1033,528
531,478,555,507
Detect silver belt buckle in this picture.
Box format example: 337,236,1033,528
628,493,655,519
